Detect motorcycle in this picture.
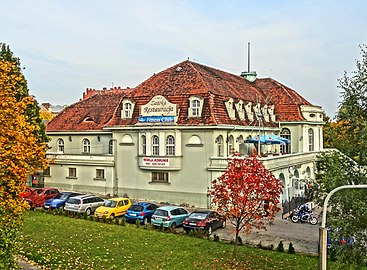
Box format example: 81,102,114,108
291,208,318,225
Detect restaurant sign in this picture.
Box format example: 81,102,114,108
140,95,176,117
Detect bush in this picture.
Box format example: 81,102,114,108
213,234,220,242
288,243,295,254
135,219,140,229
120,217,126,226
276,241,284,252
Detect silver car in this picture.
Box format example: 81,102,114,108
64,194,105,215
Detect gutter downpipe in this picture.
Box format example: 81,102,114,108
112,139,118,197
319,184,367,270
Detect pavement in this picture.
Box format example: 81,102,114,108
16,256,41,270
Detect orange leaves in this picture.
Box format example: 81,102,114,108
209,150,283,235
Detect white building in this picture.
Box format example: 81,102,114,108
45,60,324,209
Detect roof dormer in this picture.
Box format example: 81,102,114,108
225,98,236,120
121,99,135,119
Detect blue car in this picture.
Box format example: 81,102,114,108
43,191,83,210
125,202,158,225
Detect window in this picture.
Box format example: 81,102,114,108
68,168,76,178
192,99,200,117
124,102,132,118
227,135,234,156
109,140,114,154
152,135,159,156
57,138,64,153
308,128,314,151
83,138,90,153
96,169,105,179
280,128,291,154
216,136,223,157
43,167,51,177
141,135,147,155
151,172,169,183
166,135,175,156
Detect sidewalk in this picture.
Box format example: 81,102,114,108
16,256,41,270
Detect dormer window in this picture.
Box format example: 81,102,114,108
225,98,236,120
82,138,91,153
121,99,135,119
188,96,203,117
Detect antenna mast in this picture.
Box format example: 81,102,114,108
247,42,250,72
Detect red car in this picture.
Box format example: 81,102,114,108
20,186,33,198
24,188,59,208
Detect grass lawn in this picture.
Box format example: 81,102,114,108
18,210,334,270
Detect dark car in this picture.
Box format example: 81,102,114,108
183,210,226,235
25,188,59,208
125,202,158,225
43,191,83,210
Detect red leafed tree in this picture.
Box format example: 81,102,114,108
209,150,283,255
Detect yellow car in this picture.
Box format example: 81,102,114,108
94,197,131,219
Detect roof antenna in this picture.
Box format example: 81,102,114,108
247,42,250,73
241,42,257,82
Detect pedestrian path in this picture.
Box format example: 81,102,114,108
16,256,40,270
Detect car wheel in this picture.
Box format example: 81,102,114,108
171,222,177,229
142,217,148,225
85,208,91,216
207,226,213,235
221,220,226,228
110,214,115,220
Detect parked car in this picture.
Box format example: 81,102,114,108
20,186,33,198
125,202,158,224
43,191,83,210
24,188,59,208
183,210,226,235
151,205,189,229
94,197,132,219
64,194,105,215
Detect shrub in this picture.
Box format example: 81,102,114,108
288,243,295,254
120,217,126,226
114,218,120,225
276,241,284,252
213,234,220,242
135,219,140,229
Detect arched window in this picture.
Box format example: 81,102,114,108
308,128,314,151
280,128,291,154
227,135,234,156
192,99,200,117
166,135,175,156
57,138,64,153
152,135,159,156
216,136,224,157
141,135,147,155
82,138,90,153
108,140,114,154
124,102,132,118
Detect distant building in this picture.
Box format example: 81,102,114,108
45,60,324,208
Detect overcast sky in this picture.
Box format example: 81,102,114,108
1,0,366,117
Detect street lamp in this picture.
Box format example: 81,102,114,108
319,184,367,270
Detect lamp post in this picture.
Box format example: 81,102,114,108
319,184,367,270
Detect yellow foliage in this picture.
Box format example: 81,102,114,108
0,59,49,266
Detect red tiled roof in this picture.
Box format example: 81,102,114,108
46,60,313,132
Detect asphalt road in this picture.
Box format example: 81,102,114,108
211,216,320,255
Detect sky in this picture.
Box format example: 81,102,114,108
1,0,366,117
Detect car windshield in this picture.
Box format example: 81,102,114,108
54,193,69,200
154,209,168,217
129,205,144,212
104,200,117,208
189,213,207,219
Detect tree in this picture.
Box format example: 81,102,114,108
0,48,48,268
335,44,367,165
208,150,283,256
316,44,367,266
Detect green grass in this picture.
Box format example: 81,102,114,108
18,210,336,270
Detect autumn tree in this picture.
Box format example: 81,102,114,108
209,150,282,256
316,44,367,266
0,46,48,268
